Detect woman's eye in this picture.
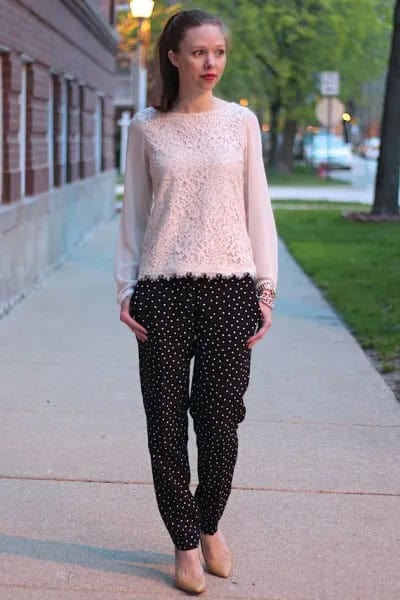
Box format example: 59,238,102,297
192,50,225,56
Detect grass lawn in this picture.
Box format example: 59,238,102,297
267,164,350,187
273,201,400,383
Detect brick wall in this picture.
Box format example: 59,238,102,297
0,0,119,315
0,0,118,203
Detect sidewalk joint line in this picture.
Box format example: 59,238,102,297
245,418,400,428
231,485,400,497
1,474,399,496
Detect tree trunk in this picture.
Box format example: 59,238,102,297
277,119,297,174
372,0,400,216
268,100,280,167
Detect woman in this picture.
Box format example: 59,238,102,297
114,8,278,595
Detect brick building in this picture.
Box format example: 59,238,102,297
0,0,118,315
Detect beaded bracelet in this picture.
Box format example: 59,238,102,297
256,280,277,310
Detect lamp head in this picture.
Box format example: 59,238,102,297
130,0,154,19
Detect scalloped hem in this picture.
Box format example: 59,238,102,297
137,270,256,283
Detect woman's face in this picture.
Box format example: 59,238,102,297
168,24,227,93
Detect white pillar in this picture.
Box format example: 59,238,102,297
137,41,147,112
118,110,132,175
131,42,147,113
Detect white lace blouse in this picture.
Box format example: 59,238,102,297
114,100,278,305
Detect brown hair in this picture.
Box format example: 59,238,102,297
153,9,231,112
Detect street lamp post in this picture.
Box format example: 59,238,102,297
130,0,154,112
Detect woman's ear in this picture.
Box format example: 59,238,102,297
167,49,178,68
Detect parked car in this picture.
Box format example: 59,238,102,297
303,133,353,169
359,137,380,160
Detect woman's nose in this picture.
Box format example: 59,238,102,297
204,54,215,68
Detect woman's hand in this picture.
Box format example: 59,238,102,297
120,296,149,342
246,303,272,349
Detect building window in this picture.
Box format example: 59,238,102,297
48,75,54,188
19,62,27,197
66,79,72,182
79,84,84,178
60,76,68,184
75,84,81,180
0,55,4,203
94,94,103,174
109,0,115,25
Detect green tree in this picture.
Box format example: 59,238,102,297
372,0,400,216
116,0,182,103
116,1,182,56
188,0,393,171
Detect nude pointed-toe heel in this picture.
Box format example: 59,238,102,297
174,548,206,594
202,547,232,578
175,571,206,594
199,535,233,578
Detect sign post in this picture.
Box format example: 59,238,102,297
319,72,340,176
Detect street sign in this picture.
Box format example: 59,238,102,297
320,71,340,96
316,97,344,127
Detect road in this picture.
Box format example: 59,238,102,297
333,154,378,187
270,154,400,206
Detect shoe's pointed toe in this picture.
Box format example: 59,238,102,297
175,572,206,594
202,548,233,578
174,547,206,594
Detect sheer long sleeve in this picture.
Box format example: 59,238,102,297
113,114,153,305
243,108,278,291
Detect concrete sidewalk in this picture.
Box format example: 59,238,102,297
1,215,399,600
116,182,373,205
269,185,373,204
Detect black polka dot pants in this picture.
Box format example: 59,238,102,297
129,273,261,551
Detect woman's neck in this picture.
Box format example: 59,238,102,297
171,94,221,114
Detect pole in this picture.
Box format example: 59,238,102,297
137,17,145,112
326,95,332,178
118,110,132,175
